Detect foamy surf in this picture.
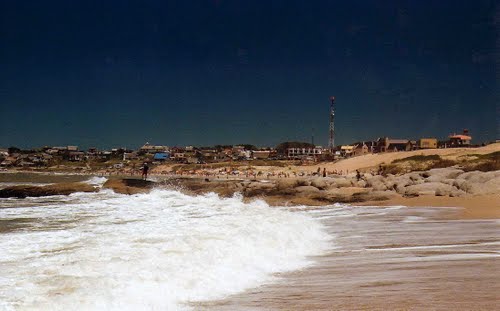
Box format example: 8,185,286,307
83,176,108,187
0,189,331,310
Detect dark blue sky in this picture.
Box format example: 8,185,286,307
1,0,498,149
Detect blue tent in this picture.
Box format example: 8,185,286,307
153,152,170,161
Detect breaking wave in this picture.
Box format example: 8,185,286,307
0,189,331,310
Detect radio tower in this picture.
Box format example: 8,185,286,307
329,96,335,151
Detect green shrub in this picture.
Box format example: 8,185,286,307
392,154,441,163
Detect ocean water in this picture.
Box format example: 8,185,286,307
0,184,331,310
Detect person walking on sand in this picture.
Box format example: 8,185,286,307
141,163,149,180
356,169,362,181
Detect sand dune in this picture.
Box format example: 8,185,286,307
312,143,500,173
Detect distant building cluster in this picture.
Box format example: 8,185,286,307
334,129,473,158
0,129,486,169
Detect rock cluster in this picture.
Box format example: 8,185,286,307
169,176,395,206
365,168,500,197
1,168,498,206
168,168,500,206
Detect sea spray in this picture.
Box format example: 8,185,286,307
83,176,108,187
0,189,331,310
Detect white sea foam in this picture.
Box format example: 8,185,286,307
83,176,108,187
0,189,331,310
0,182,53,189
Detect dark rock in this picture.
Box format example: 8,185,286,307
103,179,156,194
0,182,97,198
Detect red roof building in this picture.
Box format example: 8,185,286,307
448,130,472,147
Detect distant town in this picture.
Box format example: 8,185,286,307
2,128,497,172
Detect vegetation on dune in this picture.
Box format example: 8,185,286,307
385,151,500,175
392,154,441,163
461,151,500,172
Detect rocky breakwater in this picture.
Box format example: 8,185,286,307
0,182,97,198
2,168,497,204
166,176,397,206
165,168,500,206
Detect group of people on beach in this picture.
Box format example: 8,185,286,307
94,163,362,180
125,165,355,180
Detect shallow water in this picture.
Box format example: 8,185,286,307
0,186,331,310
203,205,500,310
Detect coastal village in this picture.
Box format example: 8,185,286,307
0,129,492,175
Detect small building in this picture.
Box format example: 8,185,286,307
0,159,14,167
47,146,68,154
252,150,271,159
232,146,245,153
287,147,323,159
376,137,412,152
123,152,139,160
68,151,85,161
351,142,370,157
140,143,169,154
339,145,355,157
173,152,186,161
448,130,472,147
449,135,472,147
417,138,438,149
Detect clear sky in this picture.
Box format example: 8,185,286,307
0,0,498,149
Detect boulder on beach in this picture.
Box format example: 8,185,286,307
310,178,329,190
457,170,500,184
275,179,299,190
460,176,500,195
243,182,276,197
294,185,321,194
365,175,387,191
328,177,353,189
404,182,455,197
103,178,156,195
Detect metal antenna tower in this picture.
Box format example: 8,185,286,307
329,96,335,151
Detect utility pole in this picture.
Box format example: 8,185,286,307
329,96,335,152
311,127,315,146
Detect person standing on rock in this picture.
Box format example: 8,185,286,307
356,170,362,181
141,163,149,180
323,168,327,177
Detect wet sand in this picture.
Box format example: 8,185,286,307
199,205,500,310
364,194,500,220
